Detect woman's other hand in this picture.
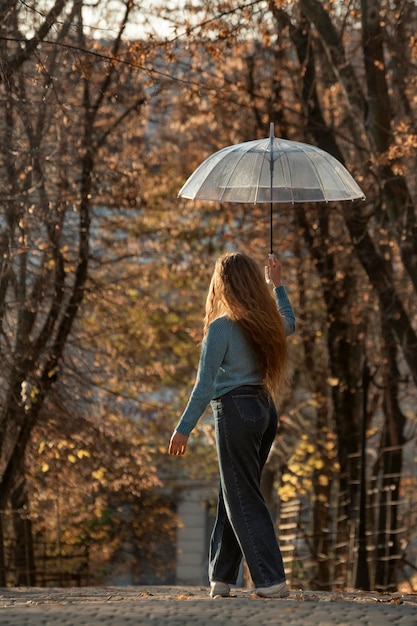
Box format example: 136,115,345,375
169,431,188,456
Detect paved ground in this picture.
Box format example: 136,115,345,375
0,585,416,626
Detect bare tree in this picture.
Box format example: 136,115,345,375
0,0,150,584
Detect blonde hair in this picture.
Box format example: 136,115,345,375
204,252,288,398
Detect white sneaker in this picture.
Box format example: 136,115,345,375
256,581,289,598
210,581,231,598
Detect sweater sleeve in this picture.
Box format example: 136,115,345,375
274,285,296,336
175,318,230,436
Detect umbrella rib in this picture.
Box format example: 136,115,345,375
311,149,352,198
280,143,295,204
287,142,352,200
216,146,244,202
280,141,348,201
218,143,265,202
302,147,330,200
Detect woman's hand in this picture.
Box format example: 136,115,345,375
169,431,188,456
266,254,282,288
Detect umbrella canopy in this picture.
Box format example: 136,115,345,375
178,123,365,251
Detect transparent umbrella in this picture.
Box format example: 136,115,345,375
178,123,365,253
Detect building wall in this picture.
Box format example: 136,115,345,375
175,487,215,585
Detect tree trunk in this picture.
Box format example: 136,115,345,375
11,474,37,586
296,0,417,382
0,513,5,586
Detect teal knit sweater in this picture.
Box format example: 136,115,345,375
175,285,296,436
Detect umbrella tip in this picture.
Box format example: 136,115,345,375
269,122,274,138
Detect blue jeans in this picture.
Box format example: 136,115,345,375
208,385,286,588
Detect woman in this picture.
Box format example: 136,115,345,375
169,252,295,598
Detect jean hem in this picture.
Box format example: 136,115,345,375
254,577,286,588
210,578,237,585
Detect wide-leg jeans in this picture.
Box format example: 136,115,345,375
208,385,286,588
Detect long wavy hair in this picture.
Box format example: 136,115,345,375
204,252,289,398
